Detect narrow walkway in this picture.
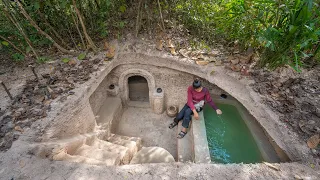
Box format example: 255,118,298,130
115,107,177,159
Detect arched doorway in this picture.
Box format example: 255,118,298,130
128,76,149,102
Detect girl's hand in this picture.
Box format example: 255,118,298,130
193,111,199,120
216,109,222,115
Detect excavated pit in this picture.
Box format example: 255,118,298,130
60,63,289,165
26,51,311,169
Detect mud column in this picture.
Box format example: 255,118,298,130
153,88,164,114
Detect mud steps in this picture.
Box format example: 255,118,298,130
130,147,175,164
48,133,142,166
107,133,142,159
74,144,121,165
49,133,174,166
86,136,131,164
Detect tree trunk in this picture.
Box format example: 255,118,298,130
38,11,71,49
135,0,144,37
2,1,39,59
71,10,86,49
157,0,165,31
15,1,76,55
72,0,98,52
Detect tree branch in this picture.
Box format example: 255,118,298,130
157,0,165,32
15,0,76,55
38,10,72,49
0,35,27,56
135,0,144,37
2,0,39,59
72,0,98,52
71,8,86,49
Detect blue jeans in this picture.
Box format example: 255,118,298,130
174,104,202,128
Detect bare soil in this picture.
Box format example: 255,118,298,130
0,55,105,151
250,66,320,157
115,107,177,159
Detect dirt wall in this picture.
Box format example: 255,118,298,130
105,64,224,108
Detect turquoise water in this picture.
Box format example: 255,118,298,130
204,103,264,164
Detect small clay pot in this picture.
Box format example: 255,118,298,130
167,106,178,117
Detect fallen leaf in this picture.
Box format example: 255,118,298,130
43,100,52,106
231,64,241,72
307,134,320,149
19,160,25,168
240,65,250,76
197,54,205,60
294,175,303,180
310,163,315,168
196,60,209,66
167,39,174,48
78,53,86,60
47,86,54,94
230,58,240,65
106,46,115,59
179,49,189,58
207,57,216,62
215,60,222,66
61,58,70,63
156,40,163,51
208,50,219,57
104,41,109,50
15,126,24,132
170,47,177,55
68,59,77,66
263,162,280,171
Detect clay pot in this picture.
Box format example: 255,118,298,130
167,106,178,117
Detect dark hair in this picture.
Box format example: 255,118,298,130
193,78,202,89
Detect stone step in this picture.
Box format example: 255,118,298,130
192,111,211,163
85,136,131,165
74,144,121,166
177,121,194,162
130,147,175,164
96,97,122,134
53,150,111,166
107,134,142,158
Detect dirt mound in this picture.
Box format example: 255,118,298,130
251,66,320,156
0,57,104,151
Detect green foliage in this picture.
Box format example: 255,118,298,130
172,0,320,70
77,53,86,60
37,56,50,63
1,41,9,46
0,0,128,61
62,58,70,63
12,53,24,61
1,0,318,70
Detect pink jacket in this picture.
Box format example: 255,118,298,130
187,86,218,111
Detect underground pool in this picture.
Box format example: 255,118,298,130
204,97,286,164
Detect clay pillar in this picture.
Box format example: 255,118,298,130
153,88,164,114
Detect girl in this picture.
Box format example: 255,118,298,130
169,79,222,138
